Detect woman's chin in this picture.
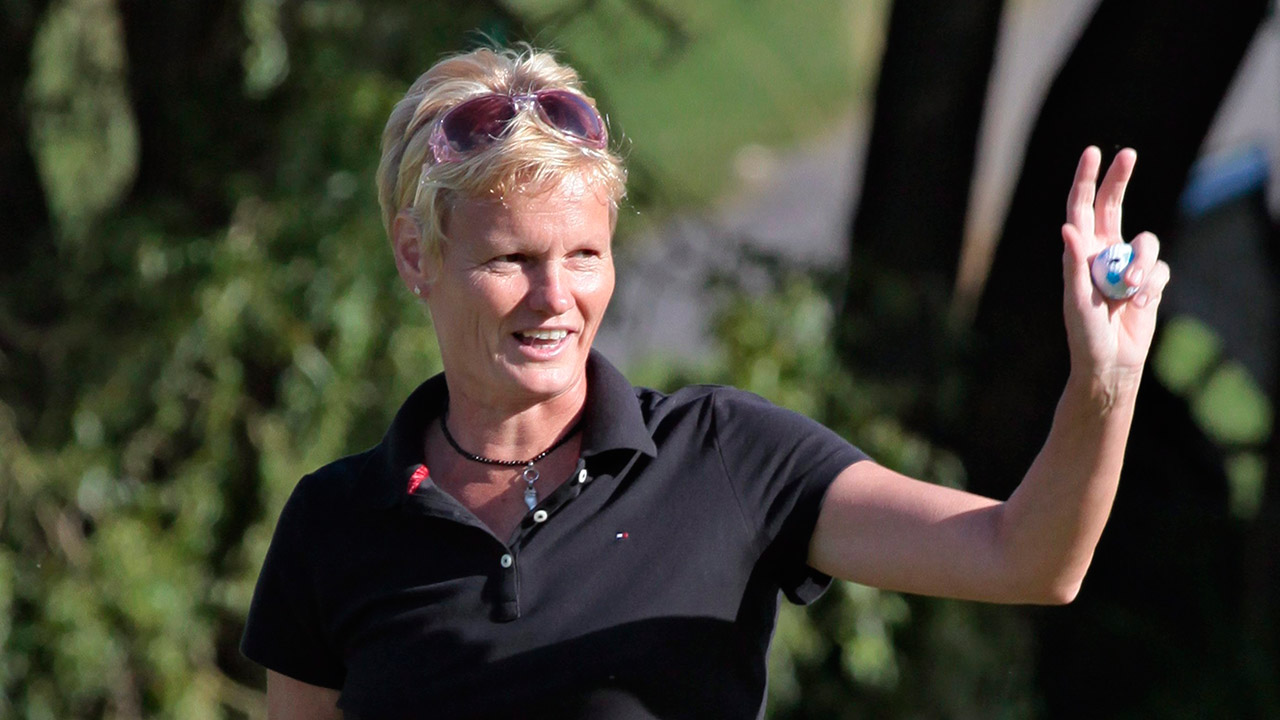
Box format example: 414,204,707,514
495,353,588,402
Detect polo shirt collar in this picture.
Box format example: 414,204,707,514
579,349,658,460
359,350,656,509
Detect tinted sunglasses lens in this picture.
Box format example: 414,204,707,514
441,95,516,153
536,91,606,146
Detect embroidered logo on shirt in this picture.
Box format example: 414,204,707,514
408,465,430,494
614,531,629,541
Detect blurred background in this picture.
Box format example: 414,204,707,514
2,0,1278,717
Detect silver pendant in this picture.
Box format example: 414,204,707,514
523,463,539,510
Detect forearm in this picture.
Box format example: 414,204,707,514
997,369,1141,603
812,147,1167,605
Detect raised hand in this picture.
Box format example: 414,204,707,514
1061,146,1171,388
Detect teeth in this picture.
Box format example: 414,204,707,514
520,329,568,341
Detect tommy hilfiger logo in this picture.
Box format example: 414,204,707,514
614,531,629,541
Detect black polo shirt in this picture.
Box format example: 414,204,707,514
242,351,867,719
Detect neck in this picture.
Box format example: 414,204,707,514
441,379,588,464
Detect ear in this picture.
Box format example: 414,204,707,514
391,211,435,298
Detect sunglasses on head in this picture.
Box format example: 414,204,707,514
427,90,608,164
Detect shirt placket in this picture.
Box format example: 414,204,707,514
403,460,594,622
493,458,591,622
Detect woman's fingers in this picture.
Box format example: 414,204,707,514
1066,147,1102,234
1061,222,1096,301
1124,230,1160,291
1133,256,1171,309
1094,148,1136,242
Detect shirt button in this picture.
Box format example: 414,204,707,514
533,509,549,523
500,553,513,568
577,468,589,484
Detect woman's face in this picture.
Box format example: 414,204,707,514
423,179,615,410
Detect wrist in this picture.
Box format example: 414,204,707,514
1064,367,1142,415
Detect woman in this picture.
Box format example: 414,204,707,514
242,46,1170,719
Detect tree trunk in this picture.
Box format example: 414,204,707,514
963,0,1270,716
839,0,1005,431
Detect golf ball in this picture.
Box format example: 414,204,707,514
1091,243,1139,300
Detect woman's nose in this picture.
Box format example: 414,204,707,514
527,263,573,315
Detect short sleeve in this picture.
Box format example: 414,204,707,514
241,477,345,689
711,390,868,605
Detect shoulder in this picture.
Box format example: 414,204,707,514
637,383,811,431
642,384,867,472
630,384,744,440
631,383,835,456
633,383,775,420
277,371,445,521
275,447,382,530
307,448,379,498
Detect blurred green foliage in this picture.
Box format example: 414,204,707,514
3,0,914,717
529,0,873,203
26,0,139,238
1153,314,1272,518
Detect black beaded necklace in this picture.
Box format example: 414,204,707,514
439,411,583,510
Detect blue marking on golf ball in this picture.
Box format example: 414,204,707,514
1090,243,1138,300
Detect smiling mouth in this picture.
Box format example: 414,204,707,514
515,329,570,347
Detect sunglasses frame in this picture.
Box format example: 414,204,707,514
427,90,608,164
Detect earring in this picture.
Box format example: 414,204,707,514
413,285,422,296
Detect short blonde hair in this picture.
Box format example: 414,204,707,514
376,45,626,258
